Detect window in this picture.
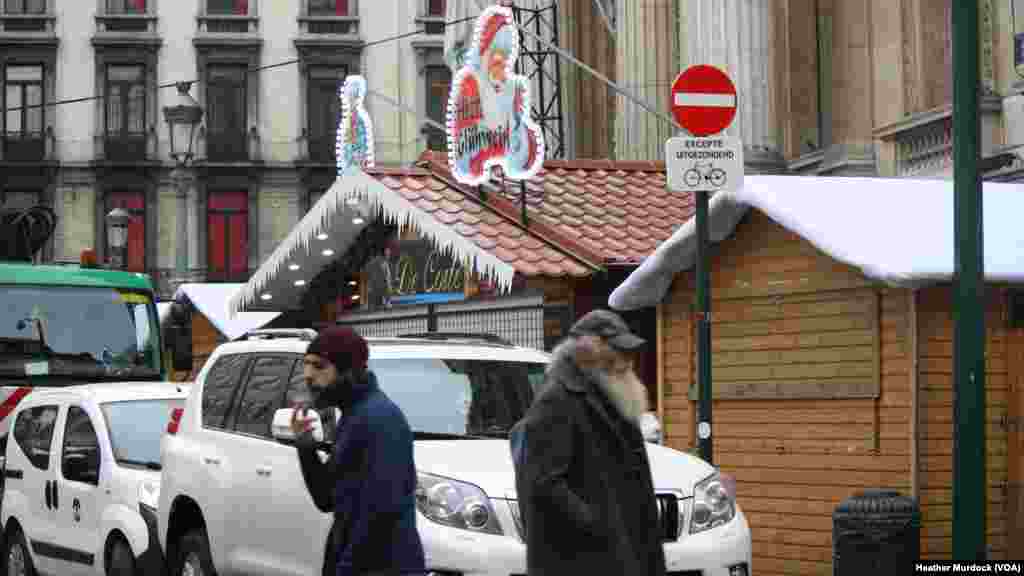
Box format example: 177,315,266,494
366,358,545,436
61,406,100,485
106,0,145,13
202,353,248,428
101,398,185,468
13,405,58,470
309,0,349,16
207,0,248,15
3,64,45,161
4,0,45,14
425,65,451,151
105,65,147,160
207,190,249,281
107,191,146,272
426,0,445,17
232,356,294,438
307,65,346,163
205,65,248,161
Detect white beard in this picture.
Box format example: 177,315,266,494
589,368,649,427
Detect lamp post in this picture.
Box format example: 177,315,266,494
105,207,130,270
163,82,203,278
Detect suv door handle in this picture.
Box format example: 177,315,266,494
255,465,272,477
203,456,220,466
44,480,51,510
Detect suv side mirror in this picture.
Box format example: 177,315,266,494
271,408,325,444
640,412,662,444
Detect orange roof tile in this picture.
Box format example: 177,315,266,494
417,151,692,266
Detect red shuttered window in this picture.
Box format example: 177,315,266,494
207,191,248,281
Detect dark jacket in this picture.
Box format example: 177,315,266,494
296,371,426,576
510,345,666,576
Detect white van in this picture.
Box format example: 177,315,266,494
157,330,752,576
2,382,189,576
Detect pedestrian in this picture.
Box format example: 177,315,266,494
510,309,666,575
290,326,426,576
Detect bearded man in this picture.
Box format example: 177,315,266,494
511,309,666,576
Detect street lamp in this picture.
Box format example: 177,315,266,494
105,207,130,270
163,81,203,277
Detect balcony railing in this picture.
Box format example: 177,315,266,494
197,13,258,34
101,131,151,161
875,96,1003,178
0,12,55,33
2,129,52,162
95,13,157,33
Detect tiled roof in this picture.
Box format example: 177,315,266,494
417,152,692,266
366,165,598,278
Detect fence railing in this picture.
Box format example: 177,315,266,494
336,295,572,351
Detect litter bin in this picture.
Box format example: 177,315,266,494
833,489,920,575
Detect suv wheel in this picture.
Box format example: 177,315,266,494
5,528,34,576
175,528,216,576
106,536,134,576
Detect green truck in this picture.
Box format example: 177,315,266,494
0,205,192,448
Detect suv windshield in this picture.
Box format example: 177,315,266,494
100,398,185,469
369,358,546,437
0,285,161,379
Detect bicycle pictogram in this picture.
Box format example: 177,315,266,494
683,161,727,189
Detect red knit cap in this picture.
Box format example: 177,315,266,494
306,326,369,373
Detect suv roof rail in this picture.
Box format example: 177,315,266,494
239,328,318,341
396,332,514,346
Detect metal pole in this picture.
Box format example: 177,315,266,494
174,164,189,276
952,0,986,561
695,188,712,464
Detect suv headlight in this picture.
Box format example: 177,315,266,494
415,473,503,535
138,479,159,511
689,472,735,534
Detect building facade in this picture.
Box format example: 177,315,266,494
0,0,591,299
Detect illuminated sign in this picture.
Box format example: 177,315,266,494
336,75,375,176
364,239,466,310
446,4,545,186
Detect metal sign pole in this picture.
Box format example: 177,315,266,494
695,187,712,465
951,0,986,560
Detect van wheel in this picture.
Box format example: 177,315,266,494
106,536,134,576
175,528,216,576
5,528,34,576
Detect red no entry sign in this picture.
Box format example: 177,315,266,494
671,65,737,137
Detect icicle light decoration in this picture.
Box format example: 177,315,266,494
229,172,516,316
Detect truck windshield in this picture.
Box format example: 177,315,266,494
0,285,161,379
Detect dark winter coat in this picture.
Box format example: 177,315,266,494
296,371,426,576
510,344,666,576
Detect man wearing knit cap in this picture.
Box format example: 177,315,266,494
291,326,425,576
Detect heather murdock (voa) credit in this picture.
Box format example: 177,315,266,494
914,561,1023,574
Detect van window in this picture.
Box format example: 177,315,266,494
13,405,59,470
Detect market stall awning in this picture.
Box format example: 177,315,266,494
173,283,280,340
229,169,521,315
609,175,1024,311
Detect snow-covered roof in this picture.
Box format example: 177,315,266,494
609,175,1024,311
174,283,280,340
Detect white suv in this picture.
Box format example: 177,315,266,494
1,382,189,576
158,329,752,576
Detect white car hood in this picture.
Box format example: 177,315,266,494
413,440,715,499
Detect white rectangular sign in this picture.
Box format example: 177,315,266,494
665,135,744,193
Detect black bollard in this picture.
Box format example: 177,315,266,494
833,489,920,575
